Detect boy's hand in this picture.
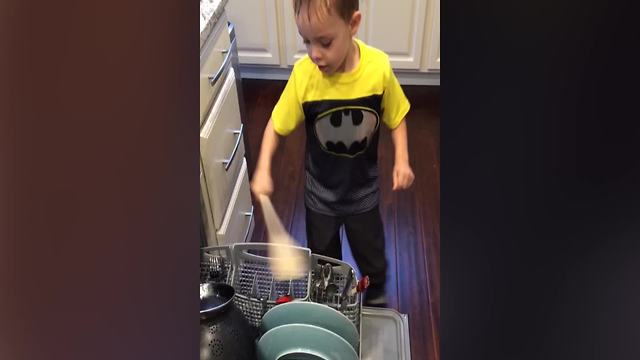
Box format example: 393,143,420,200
392,161,415,191
250,168,274,196
389,119,413,191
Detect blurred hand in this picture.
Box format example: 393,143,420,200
392,161,415,191
250,168,274,196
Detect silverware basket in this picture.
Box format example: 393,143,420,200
309,253,363,334
200,245,233,285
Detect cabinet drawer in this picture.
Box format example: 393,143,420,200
200,67,245,229
200,13,232,125
200,162,218,246
217,159,254,246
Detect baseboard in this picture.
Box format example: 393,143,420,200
238,65,291,81
396,71,440,86
238,65,440,86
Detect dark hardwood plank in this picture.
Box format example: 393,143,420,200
241,79,286,244
288,164,307,245
406,85,441,359
377,121,402,310
241,78,440,360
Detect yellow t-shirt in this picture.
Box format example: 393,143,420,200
271,38,410,215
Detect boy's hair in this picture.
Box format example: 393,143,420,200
293,0,359,23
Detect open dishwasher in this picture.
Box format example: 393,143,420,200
201,243,411,360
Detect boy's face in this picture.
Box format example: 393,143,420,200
296,4,361,75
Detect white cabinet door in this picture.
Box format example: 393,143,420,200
281,0,305,66
216,159,255,246
226,0,280,65
423,0,440,71
200,14,231,126
201,162,218,246
200,68,246,229
282,0,369,66
360,0,427,69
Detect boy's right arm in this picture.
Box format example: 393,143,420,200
250,117,280,196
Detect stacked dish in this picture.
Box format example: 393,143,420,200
256,301,360,360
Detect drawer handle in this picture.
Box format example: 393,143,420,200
222,123,243,171
242,206,254,243
227,21,236,41
208,40,234,87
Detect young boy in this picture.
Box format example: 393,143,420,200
250,0,414,307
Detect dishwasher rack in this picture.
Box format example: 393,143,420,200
201,243,363,352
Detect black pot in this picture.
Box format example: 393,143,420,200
200,283,257,360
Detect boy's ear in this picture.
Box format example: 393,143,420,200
349,10,362,37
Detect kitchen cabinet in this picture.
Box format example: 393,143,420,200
215,159,255,246
423,0,440,71
281,0,306,66
200,66,246,230
358,0,427,70
201,162,218,246
200,6,254,247
200,12,232,125
225,0,281,65
225,0,440,84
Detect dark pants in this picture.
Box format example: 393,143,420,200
305,206,387,292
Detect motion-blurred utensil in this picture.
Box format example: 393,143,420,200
257,194,306,281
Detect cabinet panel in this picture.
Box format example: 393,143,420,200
360,0,427,69
216,159,254,246
226,0,280,65
226,0,438,77
282,1,304,66
200,68,246,229
201,162,218,246
424,0,440,71
200,13,231,125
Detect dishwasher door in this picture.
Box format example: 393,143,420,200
360,307,412,360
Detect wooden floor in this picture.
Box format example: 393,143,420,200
241,79,440,360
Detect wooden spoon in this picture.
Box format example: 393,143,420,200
257,194,307,281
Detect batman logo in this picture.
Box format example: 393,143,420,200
314,107,379,157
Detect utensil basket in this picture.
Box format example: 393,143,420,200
200,243,363,336
201,245,233,284
309,253,363,333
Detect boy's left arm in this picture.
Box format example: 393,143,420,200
390,119,415,190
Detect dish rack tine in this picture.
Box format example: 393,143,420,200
268,276,275,301
288,278,293,296
251,272,259,298
225,243,312,328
